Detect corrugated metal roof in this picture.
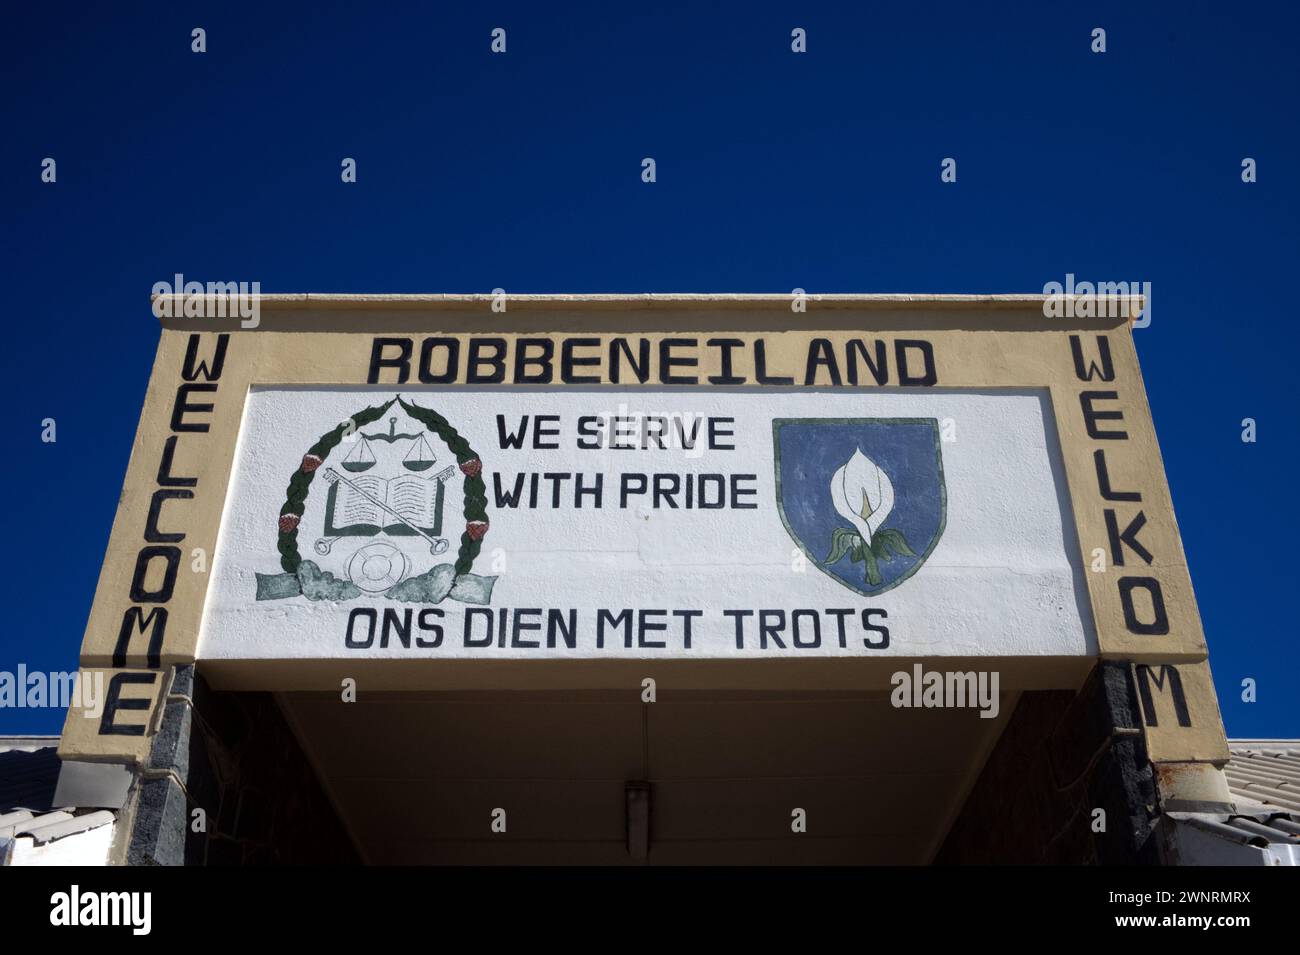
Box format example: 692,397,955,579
0,737,116,864
13,810,115,845
0,738,61,813
1162,740,1300,864
1227,739,1300,813
1178,810,1299,845
1173,811,1300,846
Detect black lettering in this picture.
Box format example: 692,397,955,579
791,609,821,648
1106,509,1154,565
496,415,529,449
381,608,412,648
181,333,229,382
759,610,787,648
620,474,647,507
804,338,842,386
706,338,745,385
99,673,157,736
700,421,736,457
533,415,561,449
642,417,667,449
493,473,527,508
466,338,507,384
862,609,890,649
1135,664,1191,727
697,474,725,508
561,338,601,384
574,472,602,507
1119,577,1169,635
512,608,542,648
156,436,198,488
847,340,888,386
1080,391,1127,440
463,608,494,647
896,340,937,386
345,608,377,648
418,338,459,384
597,608,632,649
145,489,192,544
368,337,412,384
672,416,701,450
660,338,699,384
549,609,577,649
732,474,758,509
609,338,650,384
724,609,753,649
542,473,571,507
638,610,667,649
171,383,217,433
827,608,853,648
129,546,180,602
673,609,701,650
113,607,168,669
652,473,680,508
576,415,601,449
1069,335,1115,382
754,339,793,385
1094,449,1141,502
416,608,444,648
514,339,555,384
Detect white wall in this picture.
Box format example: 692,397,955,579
198,387,1094,661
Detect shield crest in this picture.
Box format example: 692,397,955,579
773,418,946,597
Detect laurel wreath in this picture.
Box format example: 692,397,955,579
276,396,489,579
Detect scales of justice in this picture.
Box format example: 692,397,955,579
314,417,456,593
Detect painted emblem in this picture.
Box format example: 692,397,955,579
253,395,496,606
774,418,946,596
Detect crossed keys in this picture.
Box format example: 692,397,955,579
314,465,454,556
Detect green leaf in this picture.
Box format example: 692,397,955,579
877,527,916,558
824,527,858,565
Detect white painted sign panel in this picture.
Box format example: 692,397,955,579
197,388,1095,660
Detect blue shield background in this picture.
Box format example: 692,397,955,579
774,418,946,596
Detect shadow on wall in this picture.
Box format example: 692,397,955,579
936,662,1158,865
129,665,359,865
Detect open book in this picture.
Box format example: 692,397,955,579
325,472,446,537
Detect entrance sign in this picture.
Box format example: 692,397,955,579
54,295,1230,769
36,292,1250,870
198,387,1093,660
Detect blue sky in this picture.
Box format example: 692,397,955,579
1,2,1295,736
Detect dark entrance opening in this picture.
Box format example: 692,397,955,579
133,663,1154,864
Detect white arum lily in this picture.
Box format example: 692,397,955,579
831,448,894,545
